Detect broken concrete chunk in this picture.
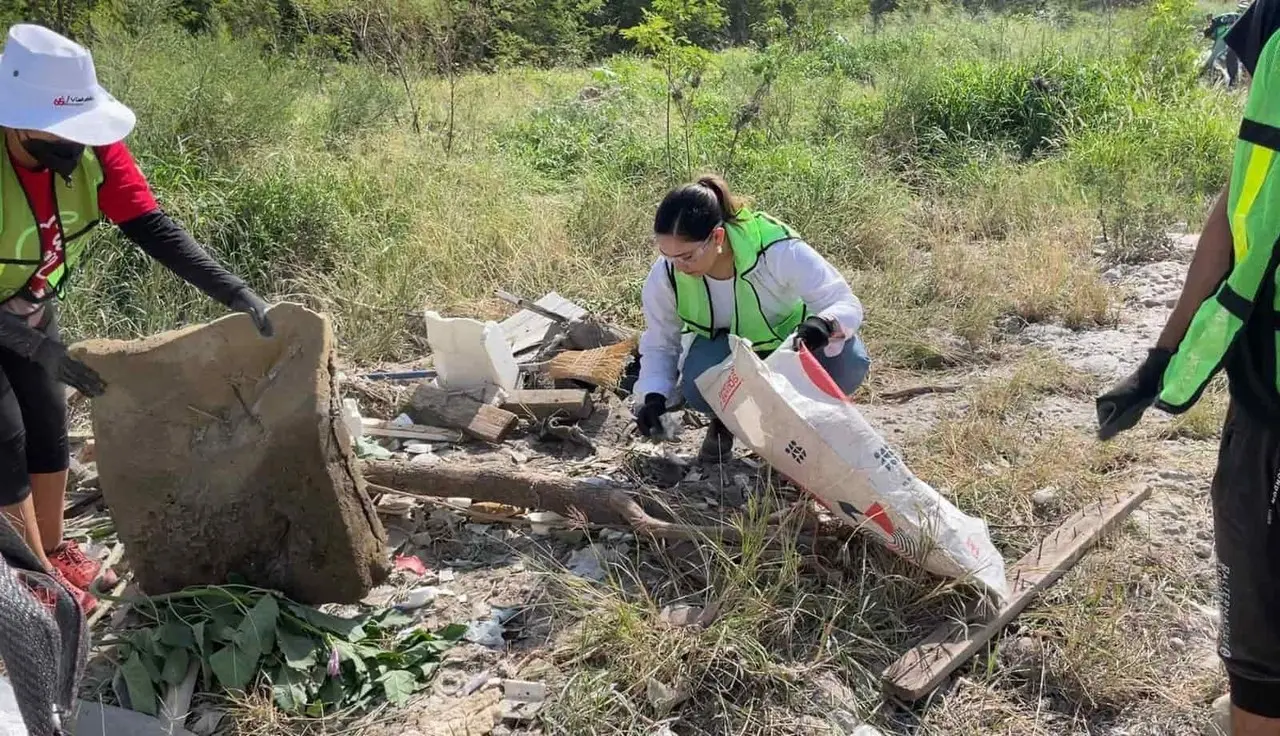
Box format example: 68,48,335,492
71,304,389,604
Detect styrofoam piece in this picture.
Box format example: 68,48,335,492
423,311,519,393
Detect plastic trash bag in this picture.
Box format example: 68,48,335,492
694,336,1009,603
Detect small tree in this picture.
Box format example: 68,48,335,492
622,0,724,180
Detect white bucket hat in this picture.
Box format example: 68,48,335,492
0,24,135,146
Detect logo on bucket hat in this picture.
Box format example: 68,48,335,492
52,94,94,107
0,24,135,146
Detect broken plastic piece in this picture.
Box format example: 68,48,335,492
423,311,518,393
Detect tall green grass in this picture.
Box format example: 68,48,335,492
57,1,1242,366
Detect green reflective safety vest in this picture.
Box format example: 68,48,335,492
1158,35,1280,412
667,208,807,352
0,148,104,302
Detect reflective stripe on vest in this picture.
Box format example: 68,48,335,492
669,209,807,352
1157,33,1280,412
0,149,104,302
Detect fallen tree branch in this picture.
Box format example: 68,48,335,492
359,460,817,544
876,385,963,403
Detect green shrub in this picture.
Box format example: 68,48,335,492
879,53,1131,161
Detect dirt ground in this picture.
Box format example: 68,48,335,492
68,232,1229,736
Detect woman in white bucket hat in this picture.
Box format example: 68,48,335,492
0,23,274,615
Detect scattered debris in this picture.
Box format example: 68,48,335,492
659,603,718,628
500,388,593,421
408,382,519,443
1031,487,1059,510
395,555,429,576
464,618,506,649
545,339,636,389
424,311,519,393
497,291,589,358
459,670,492,697
362,417,462,443
645,677,690,715
397,586,446,611
565,546,607,581
501,680,547,703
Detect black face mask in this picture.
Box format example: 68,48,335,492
22,138,85,183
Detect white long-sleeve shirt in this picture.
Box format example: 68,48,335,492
634,237,864,401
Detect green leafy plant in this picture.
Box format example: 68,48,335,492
111,585,465,718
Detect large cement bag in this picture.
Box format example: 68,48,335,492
695,336,1009,603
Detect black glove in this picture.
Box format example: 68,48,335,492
793,315,834,352
1096,347,1174,441
635,393,668,437
230,288,274,338
0,313,106,397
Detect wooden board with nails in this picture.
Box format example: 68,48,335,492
881,486,1152,701
498,292,588,358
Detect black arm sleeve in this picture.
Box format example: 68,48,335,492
116,211,248,308
1227,0,1280,76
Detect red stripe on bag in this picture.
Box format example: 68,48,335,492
798,344,848,402
865,502,895,535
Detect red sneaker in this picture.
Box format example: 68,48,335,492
17,567,97,616
19,572,58,614
49,540,117,591
49,567,97,616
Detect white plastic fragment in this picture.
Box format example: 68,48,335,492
527,511,566,536
423,311,519,394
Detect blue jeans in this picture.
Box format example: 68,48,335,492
680,331,871,414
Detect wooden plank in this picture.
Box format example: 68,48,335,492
881,486,1151,701
360,417,463,443
499,292,588,357
407,382,519,443
500,389,593,421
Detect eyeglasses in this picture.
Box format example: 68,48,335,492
657,229,719,266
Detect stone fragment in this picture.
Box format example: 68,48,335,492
72,304,389,603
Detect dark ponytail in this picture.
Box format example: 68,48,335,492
653,174,743,241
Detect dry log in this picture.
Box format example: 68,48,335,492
360,459,786,543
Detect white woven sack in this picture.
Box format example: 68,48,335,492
694,335,1009,602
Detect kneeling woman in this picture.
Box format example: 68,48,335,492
633,176,870,461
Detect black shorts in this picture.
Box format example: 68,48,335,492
0,303,69,506
1213,399,1280,718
